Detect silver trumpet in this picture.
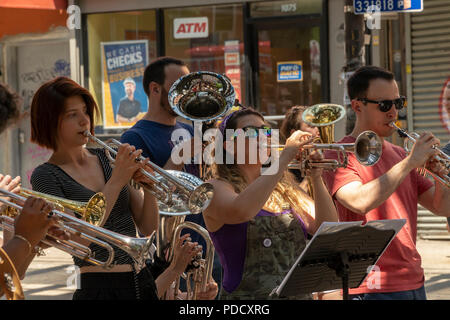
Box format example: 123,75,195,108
390,122,450,188
0,188,155,268
84,131,215,215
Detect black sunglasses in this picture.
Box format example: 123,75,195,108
357,96,406,112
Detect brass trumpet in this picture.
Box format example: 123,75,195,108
84,131,214,215
0,188,155,268
6,187,105,226
390,122,450,188
268,130,383,171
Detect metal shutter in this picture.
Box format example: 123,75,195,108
410,0,450,240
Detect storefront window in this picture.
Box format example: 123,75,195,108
250,0,322,17
257,25,321,117
86,11,157,129
164,5,245,104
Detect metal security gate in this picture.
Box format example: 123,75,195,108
409,0,450,239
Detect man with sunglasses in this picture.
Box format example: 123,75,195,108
323,65,450,300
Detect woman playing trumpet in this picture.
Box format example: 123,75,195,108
203,107,338,299
29,76,205,300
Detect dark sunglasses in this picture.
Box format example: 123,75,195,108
230,125,272,140
357,96,406,112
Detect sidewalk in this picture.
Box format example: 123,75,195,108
417,239,450,300
16,239,450,300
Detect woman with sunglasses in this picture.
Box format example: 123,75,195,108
202,107,338,300
322,66,450,300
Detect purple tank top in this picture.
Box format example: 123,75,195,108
209,209,308,294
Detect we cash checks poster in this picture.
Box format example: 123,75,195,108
101,40,149,128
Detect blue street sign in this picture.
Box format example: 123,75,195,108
354,0,423,14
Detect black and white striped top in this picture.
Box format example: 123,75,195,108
31,148,136,268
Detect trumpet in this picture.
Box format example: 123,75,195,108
390,122,450,188
0,188,155,269
167,221,215,300
3,187,105,226
84,131,214,215
268,130,383,171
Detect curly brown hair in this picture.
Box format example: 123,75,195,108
279,105,308,143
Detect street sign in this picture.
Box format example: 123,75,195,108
354,0,423,14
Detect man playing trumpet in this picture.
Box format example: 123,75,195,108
323,66,450,300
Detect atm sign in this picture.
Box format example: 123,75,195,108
174,17,209,39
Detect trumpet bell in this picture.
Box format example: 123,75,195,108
168,71,235,122
302,104,346,143
19,188,106,226
155,170,214,215
354,130,382,166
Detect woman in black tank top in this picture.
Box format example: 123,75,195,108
29,77,204,300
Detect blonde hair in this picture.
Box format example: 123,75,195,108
210,108,314,221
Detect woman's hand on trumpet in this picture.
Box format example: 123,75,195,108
131,158,156,190
282,130,317,162
110,143,148,187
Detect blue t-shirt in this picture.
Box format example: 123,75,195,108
120,119,206,246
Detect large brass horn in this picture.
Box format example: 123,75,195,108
0,188,155,269
167,221,215,300
168,71,235,122
301,103,346,144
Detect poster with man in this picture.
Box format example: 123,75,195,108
101,40,149,128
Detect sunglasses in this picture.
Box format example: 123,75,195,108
230,125,272,140
357,96,406,112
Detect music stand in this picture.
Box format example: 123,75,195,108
270,219,406,300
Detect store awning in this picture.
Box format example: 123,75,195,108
0,0,67,10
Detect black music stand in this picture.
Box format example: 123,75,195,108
270,219,406,300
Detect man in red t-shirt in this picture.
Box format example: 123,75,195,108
323,66,450,300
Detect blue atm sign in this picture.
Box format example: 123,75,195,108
354,0,423,14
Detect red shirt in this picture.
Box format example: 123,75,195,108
323,136,433,294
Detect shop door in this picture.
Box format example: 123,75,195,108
253,23,323,122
